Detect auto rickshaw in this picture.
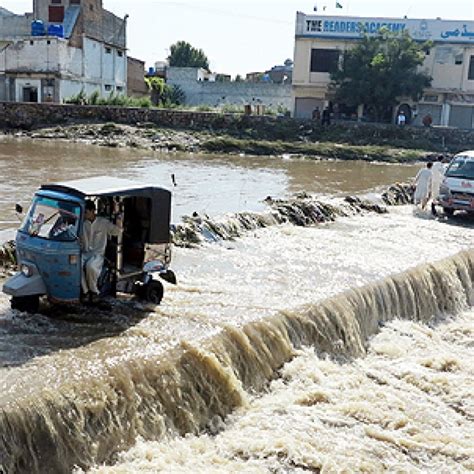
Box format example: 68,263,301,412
3,176,176,313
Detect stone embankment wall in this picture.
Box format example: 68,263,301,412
0,101,275,130
2,101,474,152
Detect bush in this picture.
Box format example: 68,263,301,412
64,91,153,109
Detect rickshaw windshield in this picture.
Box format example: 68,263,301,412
20,196,81,242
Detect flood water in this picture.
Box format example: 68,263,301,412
0,137,473,473
90,311,474,473
0,136,417,232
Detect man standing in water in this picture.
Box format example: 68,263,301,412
431,155,446,216
414,162,433,211
81,200,122,302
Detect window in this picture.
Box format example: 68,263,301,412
47,40,51,45
105,47,112,54
30,40,34,45
310,49,339,73
105,84,113,91
48,5,64,22
70,0,81,4
116,86,123,92
455,53,463,65
20,196,80,242
51,0,62,3
469,56,474,80
89,4,93,10
117,50,123,57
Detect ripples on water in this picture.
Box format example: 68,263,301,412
0,137,418,230
1,138,472,473
88,311,474,473
1,206,474,473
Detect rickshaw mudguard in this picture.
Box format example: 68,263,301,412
16,233,81,302
3,272,47,297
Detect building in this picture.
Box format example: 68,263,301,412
167,67,292,111
293,12,474,128
0,0,128,103
127,57,147,98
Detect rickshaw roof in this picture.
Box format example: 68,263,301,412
41,176,171,199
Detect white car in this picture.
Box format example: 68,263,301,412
438,151,474,216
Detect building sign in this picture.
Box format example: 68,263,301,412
296,13,474,43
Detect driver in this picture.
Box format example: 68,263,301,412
81,200,122,302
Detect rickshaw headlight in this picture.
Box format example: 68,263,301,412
21,264,32,278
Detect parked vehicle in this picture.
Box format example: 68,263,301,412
437,151,474,217
3,176,176,313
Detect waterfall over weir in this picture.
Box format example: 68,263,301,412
1,249,473,473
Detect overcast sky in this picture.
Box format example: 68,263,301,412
1,0,474,75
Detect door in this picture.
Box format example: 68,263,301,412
22,87,38,103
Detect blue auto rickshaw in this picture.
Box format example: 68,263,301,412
3,176,176,313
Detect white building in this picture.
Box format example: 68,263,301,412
0,0,127,103
293,12,474,128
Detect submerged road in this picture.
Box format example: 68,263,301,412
0,205,473,473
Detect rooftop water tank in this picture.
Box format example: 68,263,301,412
47,24,64,38
148,67,156,75
31,20,45,36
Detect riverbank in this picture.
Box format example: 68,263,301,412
3,122,430,163
3,101,474,161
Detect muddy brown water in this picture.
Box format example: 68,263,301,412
3,137,473,474
0,136,418,233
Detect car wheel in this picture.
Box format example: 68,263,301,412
11,295,40,313
443,208,455,217
145,280,164,305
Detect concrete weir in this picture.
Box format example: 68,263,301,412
1,250,473,473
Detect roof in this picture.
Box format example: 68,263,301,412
41,176,170,198
455,150,474,158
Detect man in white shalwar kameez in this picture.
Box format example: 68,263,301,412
431,156,446,215
414,162,433,210
81,200,121,301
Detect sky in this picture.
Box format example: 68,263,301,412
1,0,474,76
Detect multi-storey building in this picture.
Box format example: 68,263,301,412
293,12,474,128
0,0,127,103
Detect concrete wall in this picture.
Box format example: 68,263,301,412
0,12,32,39
167,67,292,110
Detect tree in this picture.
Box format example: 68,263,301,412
145,77,185,107
330,29,432,121
167,41,210,70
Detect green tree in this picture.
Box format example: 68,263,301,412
330,29,432,121
145,76,166,105
167,41,210,70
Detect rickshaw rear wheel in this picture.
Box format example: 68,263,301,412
11,295,40,313
145,280,164,305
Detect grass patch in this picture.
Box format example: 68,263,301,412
201,137,427,162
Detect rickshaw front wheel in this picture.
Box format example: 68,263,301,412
11,295,40,314
145,280,164,305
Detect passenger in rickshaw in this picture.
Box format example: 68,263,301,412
81,200,122,302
